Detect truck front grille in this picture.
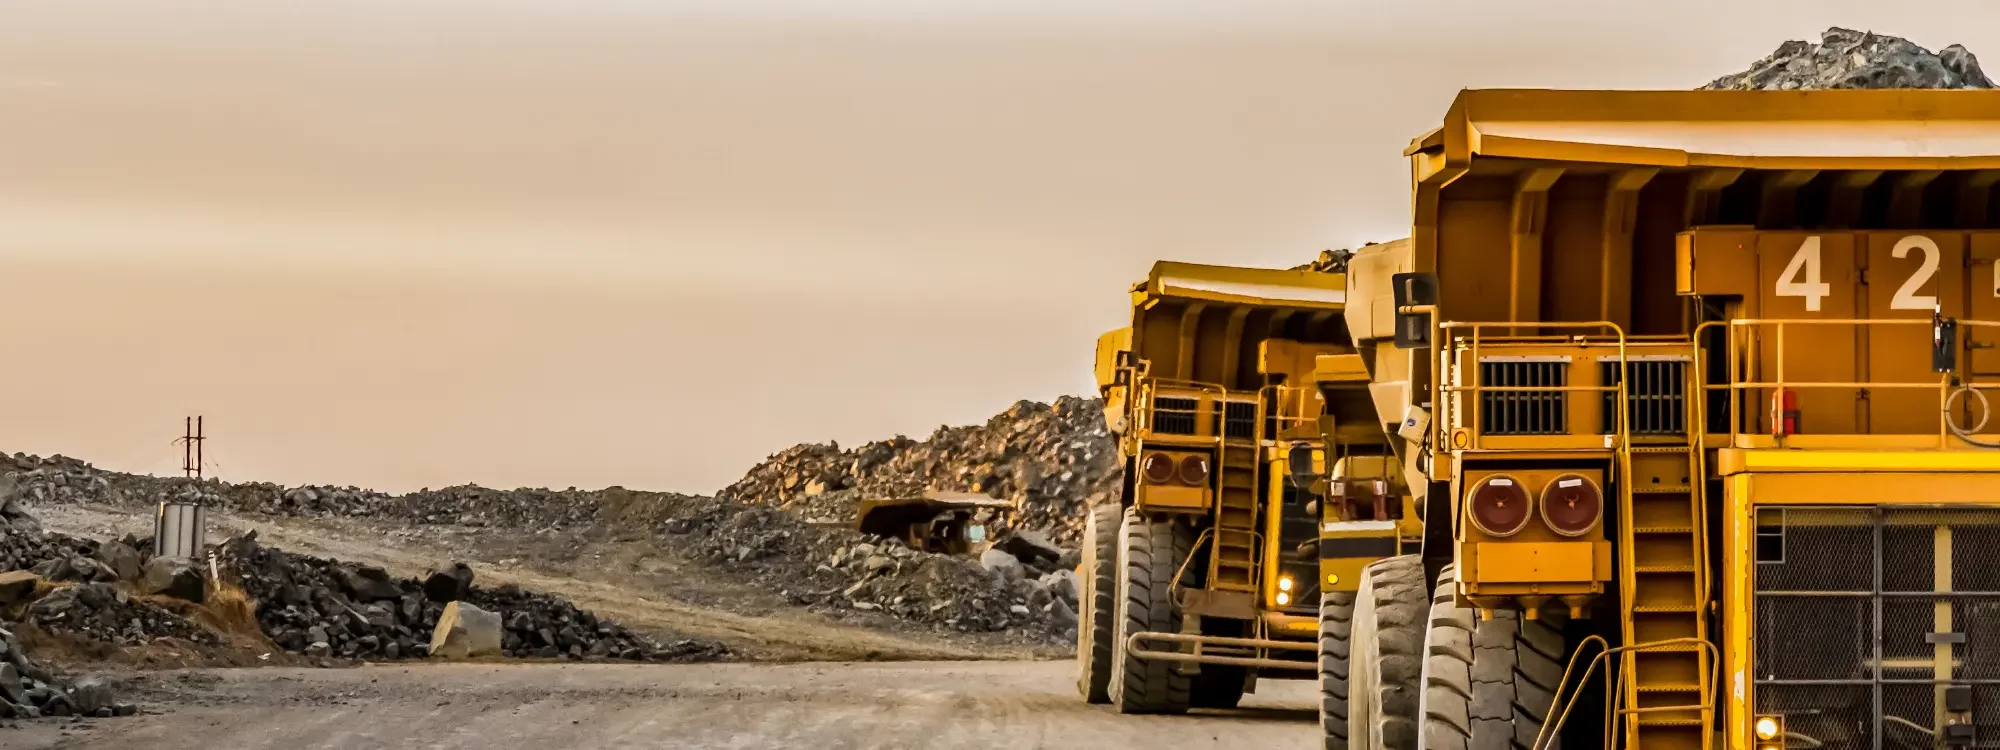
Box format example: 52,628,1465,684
1754,505,2000,749
1599,359,1688,435
1478,359,1567,435
1210,401,1258,440
1151,397,1198,435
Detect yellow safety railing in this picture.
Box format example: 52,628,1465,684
1131,377,1227,443
1431,320,1636,452
1692,318,2000,448
1536,636,1723,750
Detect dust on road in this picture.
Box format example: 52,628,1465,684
9,661,1318,749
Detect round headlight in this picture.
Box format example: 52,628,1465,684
1141,452,1176,484
1540,474,1603,537
1753,716,1780,741
1275,591,1291,606
1177,454,1210,487
1468,475,1532,537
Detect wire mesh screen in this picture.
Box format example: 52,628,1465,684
1754,505,2000,749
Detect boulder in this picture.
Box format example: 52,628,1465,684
422,563,475,603
0,571,39,605
95,541,143,582
0,664,23,706
979,548,1024,579
139,557,206,603
66,676,113,715
429,601,503,660
332,565,403,602
1040,569,1080,606
996,530,1064,566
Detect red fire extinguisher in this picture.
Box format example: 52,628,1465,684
1772,389,1800,437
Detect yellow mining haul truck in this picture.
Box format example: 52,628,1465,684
1076,260,1409,715
1313,88,2000,750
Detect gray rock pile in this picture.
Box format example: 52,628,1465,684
0,631,135,719
1704,27,1992,90
27,583,221,648
720,397,1118,546
218,532,727,662
2,449,1084,642
0,397,1122,554
652,491,1078,640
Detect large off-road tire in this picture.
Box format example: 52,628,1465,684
1348,555,1427,749
1108,507,1194,715
1190,665,1246,710
1418,564,1568,750
1075,501,1124,704
1318,590,1356,749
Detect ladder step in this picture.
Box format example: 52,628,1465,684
1635,683,1704,693
1632,486,1693,494
1634,716,1706,727
1633,525,1692,534
1632,643,1703,653
1635,564,1697,573
1631,604,1697,614
1627,446,1693,454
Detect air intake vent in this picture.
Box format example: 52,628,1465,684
1478,359,1567,435
1599,358,1688,435
1151,397,1199,436
1211,401,1258,440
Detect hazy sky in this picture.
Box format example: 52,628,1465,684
2,2,1997,493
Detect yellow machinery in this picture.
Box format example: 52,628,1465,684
1314,88,2000,750
1074,260,1409,716
854,491,1010,555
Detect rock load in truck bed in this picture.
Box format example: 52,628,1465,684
1703,27,1992,91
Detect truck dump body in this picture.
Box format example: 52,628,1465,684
1120,261,1348,393
1399,89,2000,437
1373,88,2000,750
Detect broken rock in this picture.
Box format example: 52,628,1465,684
0,571,38,605
332,564,402,602
422,563,475,603
430,601,503,659
94,541,143,582
139,556,206,603
979,548,1024,579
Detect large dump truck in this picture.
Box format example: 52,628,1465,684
1312,88,2000,750
1076,261,1411,715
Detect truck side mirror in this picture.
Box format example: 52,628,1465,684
1392,272,1439,349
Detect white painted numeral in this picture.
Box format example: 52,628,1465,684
1776,236,1831,312
1890,235,1940,310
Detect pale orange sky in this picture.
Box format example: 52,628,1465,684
2,2,1996,493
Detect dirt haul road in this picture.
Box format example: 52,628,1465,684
11,661,1316,749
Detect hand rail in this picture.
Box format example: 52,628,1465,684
1536,635,1723,750
1431,320,1632,452
1692,317,2000,448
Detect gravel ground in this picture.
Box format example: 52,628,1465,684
5,660,1317,749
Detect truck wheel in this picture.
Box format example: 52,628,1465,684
1319,590,1356,749
1108,507,1193,715
1190,665,1246,710
1348,555,1425,750
1075,501,1123,704
1417,564,1567,750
